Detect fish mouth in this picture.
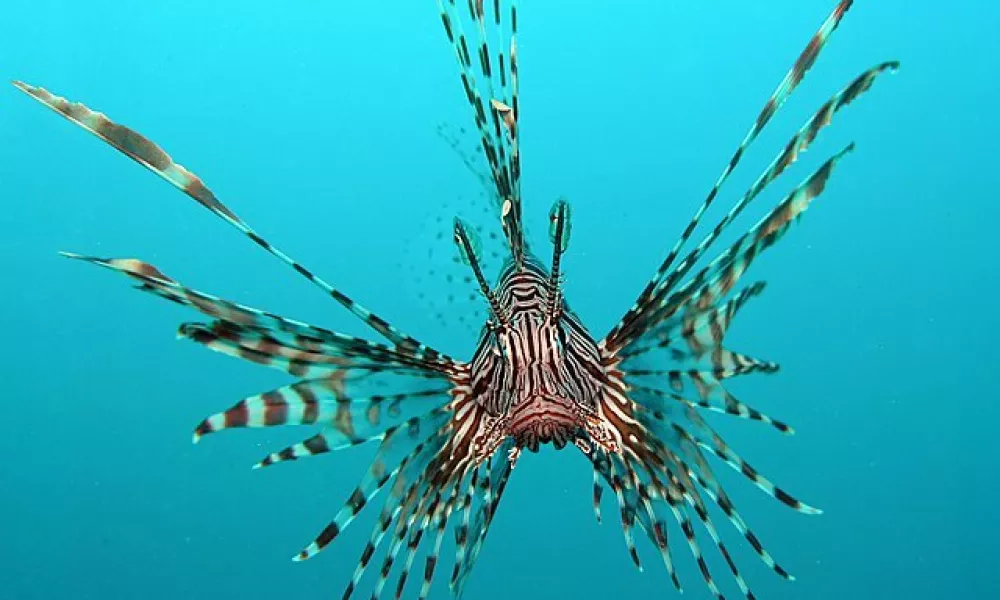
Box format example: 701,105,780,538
508,394,586,452
473,394,612,464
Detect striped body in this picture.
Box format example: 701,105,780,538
468,258,608,456
17,1,897,598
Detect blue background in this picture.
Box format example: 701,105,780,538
0,1,995,598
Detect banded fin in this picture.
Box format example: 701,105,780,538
653,61,900,306
593,360,810,597
293,409,452,563
451,439,514,597
178,321,447,377
606,0,892,349
636,399,820,515
634,144,856,346
632,281,769,358
341,472,433,600
680,437,796,582
591,467,604,523
607,456,645,572
437,0,524,264
632,381,792,435
417,476,466,600
592,450,687,592
372,455,465,600
59,253,457,376
612,60,899,349
371,486,437,600
619,281,790,434
626,457,683,592
15,81,445,362
394,477,463,600
59,254,346,344
192,378,448,447
332,390,493,599
449,466,480,595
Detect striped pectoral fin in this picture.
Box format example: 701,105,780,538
601,399,803,591
682,441,796,582
193,376,347,443
416,475,466,600
644,406,820,516
451,439,515,597
623,454,686,590
179,322,355,377
385,490,442,600
622,348,780,382
629,60,898,340
678,358,794,434
12,82,231,219
610,60,898,353
643,143,855,340
684,60,899,298
706,280,767,333
66,254,459,375
186,318,457,376
60,253,392,360
666,422,798,583
178,321,453,380
61,253,192,301
632,428,762,599
700,432,821,516
253,430,338,469
449,466,480,595
306,398,481,600
293,409,453,564
371,468,453,600
722,61,899,232
639,463,729,600
634,281,769,355
630,373,793,435
17,83,447,361
192,376,449,446
673,495,729,600
591,467,604,524
607,0,860,347
333,391,494,599
671,466,761,600
591,424,721,594
592,449,686,591
607,456,645,572
594,452,650,575
621,142,855,348
342,472,430,600
393,476,464,600
253,391,450,469
694,143,855,301
387,459,468,600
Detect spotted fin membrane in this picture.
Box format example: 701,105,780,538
590,2,898,598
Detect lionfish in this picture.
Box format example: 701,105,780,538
15,0,896,598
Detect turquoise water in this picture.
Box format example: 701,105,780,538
1,1,995,599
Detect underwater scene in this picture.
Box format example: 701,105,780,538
0,1,996,599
